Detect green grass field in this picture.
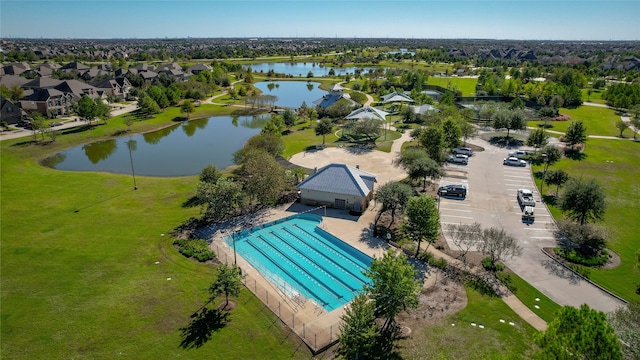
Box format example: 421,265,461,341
528,105,623,137
582,88,606,104
0,111,313,359
400,286,537,359
532,138,640,302
427,76,478,97
497,271,562,323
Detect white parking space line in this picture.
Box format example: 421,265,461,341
441,221,474,225
523,228,551,231
440,202,472,207
530,236,555,239
441,215,474,219
440,208,472,213
506,183,532,187
504,175,531,179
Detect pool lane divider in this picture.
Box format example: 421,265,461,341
254,233,347,300
268,229,360,291
278,226,367,286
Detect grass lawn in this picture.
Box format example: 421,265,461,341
582,88,606,104
427,76,478,97
532,138,640,302
528,105,622,137
497,271,561,323
400,286,536,359
0,112,313,359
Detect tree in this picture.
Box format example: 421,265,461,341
535,304,622,360
241,149,286,205
76,95,98,124
315,118,333,145
559,178,606,225
419,126,445,162
199,164,222,184
197,177,243,222
282,108,296,130
631,117,640,140
261,114,285,135
439,91,455,106
338,293,379,360
408,156,443,191
123,116,134,131
526,127,549,151
147,85,170,109
401,106,417,123
460,121,479,145
540,145,562,173
138,93,160,116
447,222,482,264
234,132,285,162
479,227,522,270
351,117,383,144
544,168,570,198
565,120,588,150
608,302,640,360
29,112,46,142
441,118,461,149
615,120,629,137
491,108,511,136
181,99,195,120
373,182,413,231
538,106,557,129
209,263,244,310
556,220,606,257
363,251,421,331
402,195,440,256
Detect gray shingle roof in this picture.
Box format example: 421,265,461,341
345,106,389,121
381,92,415,103
297,163,376,197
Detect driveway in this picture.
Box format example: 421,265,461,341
439,140,625,313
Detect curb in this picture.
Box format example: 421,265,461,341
539,248,628,306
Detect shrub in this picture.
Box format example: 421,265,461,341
173,238,215,262
481,256,504,272
553,248,610,267
568,264,591,278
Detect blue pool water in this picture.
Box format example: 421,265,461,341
225,214,372,311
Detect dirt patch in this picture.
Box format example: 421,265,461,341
396,275,467,329
217,300,237,311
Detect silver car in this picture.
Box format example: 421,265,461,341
448,154,469,165
503,157,526,167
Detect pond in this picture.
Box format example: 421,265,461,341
44,116,267,177
247,63,378,77
253,81,326,109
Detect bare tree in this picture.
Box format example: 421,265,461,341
479,227,522,270
446,222,482,264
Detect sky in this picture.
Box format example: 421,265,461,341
1,0,639,41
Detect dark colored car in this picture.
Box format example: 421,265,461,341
438,184,467,198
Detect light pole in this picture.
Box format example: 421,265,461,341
126,138,137,190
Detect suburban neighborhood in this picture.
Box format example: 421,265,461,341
1,19,639,360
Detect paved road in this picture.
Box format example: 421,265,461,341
439,141,626,313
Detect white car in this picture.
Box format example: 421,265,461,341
508,150,528,159
453,147,473,156
503,157,526,167
447,154,468,165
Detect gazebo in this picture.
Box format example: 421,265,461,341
380,92,415,104
343,106,391,141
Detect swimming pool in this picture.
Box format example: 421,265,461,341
224,213,372,311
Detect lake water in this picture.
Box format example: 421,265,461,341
247,63,377,77
45,116,267,176
253,81,326,109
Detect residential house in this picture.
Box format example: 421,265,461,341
186,63,212,75
80,68,110,81
296,163,377,213
0,75,29,89
0,98,27,124
20,88,73,117
54,80,100,100
22,77,62,90
93,77,131,99
313,84,358,109
2,62,30,76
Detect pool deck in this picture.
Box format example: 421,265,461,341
208,200,404,352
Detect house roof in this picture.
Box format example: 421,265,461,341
345,106,389,121
312,93,357,109
23,77,62,89
24,88,66,101
0,75,29,88
328,83,345,92
54,80,99,98
412,104,438,115
381,92,415,103
297,163,376,197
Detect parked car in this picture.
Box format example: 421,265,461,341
438,184,467,198
503,157,526,167
453,147,473,156
447,154,469,165
522,206,535,222
517,189,536,207
50,121,63,127
508,150,528,159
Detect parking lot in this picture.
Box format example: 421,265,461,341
439,141,625,313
